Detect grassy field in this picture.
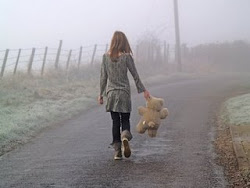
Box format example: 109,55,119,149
221,93,250,126
0,65,101,154
217,83,250,187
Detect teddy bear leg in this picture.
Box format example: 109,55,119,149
148,128,157,137
136,119,148,134
147,122,157,137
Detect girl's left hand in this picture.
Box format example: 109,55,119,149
143,90,150,100
98,96,104,105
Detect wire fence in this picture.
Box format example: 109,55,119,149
0,40,175,78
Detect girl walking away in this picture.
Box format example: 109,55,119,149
98,31,150,160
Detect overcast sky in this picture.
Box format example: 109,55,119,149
1,0,250,50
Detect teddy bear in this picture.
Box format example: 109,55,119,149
136,96,169,137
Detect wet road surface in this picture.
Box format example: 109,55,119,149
0,74,249,188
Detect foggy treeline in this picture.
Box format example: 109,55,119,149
135,34,165,65
119,38,250,74
182,40,250,72
136,36,250,73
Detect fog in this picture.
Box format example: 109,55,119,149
1,1,250,175
1,0,250,49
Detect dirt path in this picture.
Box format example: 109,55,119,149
0,73,249,188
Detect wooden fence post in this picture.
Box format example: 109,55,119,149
0,49,9,78
156,45,161,64
163,42,170,72
28,48,35,75
41,47,48,76
164,42,170,63
78,46,83,68
66,50,72,70
13,49,21,75
91,44,97,65
55,40,62,69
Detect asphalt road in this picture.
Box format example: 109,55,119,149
0,73,250,188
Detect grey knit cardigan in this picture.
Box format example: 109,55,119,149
100,53,145,112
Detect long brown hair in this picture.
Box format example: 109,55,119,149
108,31,133,62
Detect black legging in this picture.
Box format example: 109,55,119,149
110,111,130,143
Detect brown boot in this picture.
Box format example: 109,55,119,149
121,130,132,158
113,142,122,160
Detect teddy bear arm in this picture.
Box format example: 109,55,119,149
160,108,169,119
138,106,147,116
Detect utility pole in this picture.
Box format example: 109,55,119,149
173,0,182,72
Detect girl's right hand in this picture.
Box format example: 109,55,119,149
143,90,150,100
